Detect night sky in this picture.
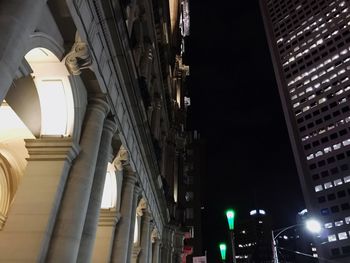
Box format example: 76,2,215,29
186,0,306,261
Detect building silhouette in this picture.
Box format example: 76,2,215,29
260,0,350,261
235,209,273,263
0,0,201,262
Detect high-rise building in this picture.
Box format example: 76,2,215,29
260,0,350,261
0,0,201,262
235,209,273,263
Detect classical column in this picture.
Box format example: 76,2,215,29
138,210,152,263
110,166,139,263
127,186,141,263
0,0,47,102
152,238,161,263
0,138,79,262
47,98,109,262
77,119,117,263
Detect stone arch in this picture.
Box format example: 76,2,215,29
24,32,88,142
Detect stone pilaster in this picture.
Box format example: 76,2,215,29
127,184,141,263
110,167,139,263
77,119,117,263
139,210,152,263
92,209,120,263
0,0,47,102
47,98,110,262
151,96,161,140
161,227,174,263
0,138,79,262
152,237,161,263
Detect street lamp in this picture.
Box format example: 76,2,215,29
219,243,227,262
272,218,322,263
225,209,237,263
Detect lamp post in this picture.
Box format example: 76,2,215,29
219,243,227,262
226,209,237,263
272,218,321,263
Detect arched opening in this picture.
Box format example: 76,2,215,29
101,162,117,209
24,47,74,137
0,47,76,228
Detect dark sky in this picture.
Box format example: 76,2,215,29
186,0,305,261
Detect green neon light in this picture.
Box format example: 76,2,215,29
226,209,235,230
219,243,227,260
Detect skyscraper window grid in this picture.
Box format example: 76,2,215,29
261,0,350,260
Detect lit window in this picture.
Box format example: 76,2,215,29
308,94,316,100
306,87,313,93
324,182,333,189
338,69,346,75
333,143,341,150
307,154,315,160
336,89,344,95
315,151,323,157
343,139,350,146
345,216,350,224
325,222,333,229
334,179,343,186
315,185,323,192
303,106,310,112
335,220,344,227
319,98,327,104
293,102,300,108
328,234,337,242
324,147,332,153
338,232,348,240
344,176,350,183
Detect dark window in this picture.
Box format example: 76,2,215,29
331,205,340,213
328,194,336,201
341,164,349,171
342,246,350,254
321,171,329,177
318,196,326,203
337,190,346,198
321,208,330,215
331,167,339,175
341,203,350,210
331,248,340,256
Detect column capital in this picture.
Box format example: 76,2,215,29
25,138,80,162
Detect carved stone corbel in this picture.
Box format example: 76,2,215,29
113,145,129,171
65,33,92,75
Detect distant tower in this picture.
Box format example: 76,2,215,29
260,0,350,261
235,209,273,262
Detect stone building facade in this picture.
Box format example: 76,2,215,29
0,0,196,262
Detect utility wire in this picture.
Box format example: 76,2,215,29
278,246,340,263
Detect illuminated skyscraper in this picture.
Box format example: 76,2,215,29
260,0,350,261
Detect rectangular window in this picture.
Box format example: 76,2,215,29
335,220,344,227
339,232,348,240
325,222,333,228
315,185,323,192
324,182,333,189
328,234,337,242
